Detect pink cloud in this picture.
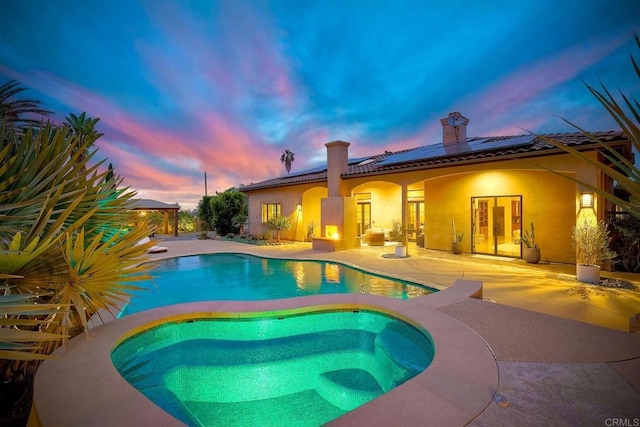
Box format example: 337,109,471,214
196,112,283,176
6,69,287,208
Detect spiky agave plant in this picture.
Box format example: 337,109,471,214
534,33,640,220
0,122,154,379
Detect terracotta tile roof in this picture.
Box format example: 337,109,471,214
240,131,626,191
240,170,328,191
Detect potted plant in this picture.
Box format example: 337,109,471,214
572,219,616,284
391,219,408,257
306,220,316,242
520,222,540,264
451,219,464,254
416,222,425,247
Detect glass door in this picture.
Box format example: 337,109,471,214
407,201,424,241
356,202,371,236
472,196,522,257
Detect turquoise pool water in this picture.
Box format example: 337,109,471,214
111,310,435,427
120,254,436,317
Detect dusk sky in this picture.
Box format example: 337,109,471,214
1,1,639,209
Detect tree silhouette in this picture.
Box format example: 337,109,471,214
280,149,295,174
0,79,51,135
64,112,104,164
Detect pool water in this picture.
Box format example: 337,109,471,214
111,310,435,427
120,254,436,317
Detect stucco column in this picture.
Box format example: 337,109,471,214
325,140,350,197
402,184,408,252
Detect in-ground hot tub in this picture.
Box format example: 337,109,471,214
111,309,435,426
33,281,498,426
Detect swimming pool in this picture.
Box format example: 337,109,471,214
111,309,435,427
120,254,436,317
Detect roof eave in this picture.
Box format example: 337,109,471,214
341,144,614,179
240,176,328,192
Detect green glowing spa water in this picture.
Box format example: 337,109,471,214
111,310,435,426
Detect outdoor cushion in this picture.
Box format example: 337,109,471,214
365,231,386,246
136,237,168,253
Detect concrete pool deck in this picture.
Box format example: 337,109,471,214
33,236,640,426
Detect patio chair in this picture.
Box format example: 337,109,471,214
136,236,168,253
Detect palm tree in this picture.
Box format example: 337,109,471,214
280,149,295,175
64,111,103,143
65,112,104,163
0,79,51,134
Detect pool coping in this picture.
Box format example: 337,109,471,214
33,279,498,426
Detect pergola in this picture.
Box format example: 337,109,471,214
130,199,181,237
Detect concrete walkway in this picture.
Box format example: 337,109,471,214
150,234,640,425
155,234,640,333
34,234,640,426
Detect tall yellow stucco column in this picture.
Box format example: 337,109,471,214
402,184,408,253
325,140,350,197
315,140,358,250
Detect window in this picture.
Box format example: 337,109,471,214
261,203,281,223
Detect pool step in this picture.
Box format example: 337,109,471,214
316,369,383,412
375,323,433,383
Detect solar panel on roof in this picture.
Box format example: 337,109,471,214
478,135,535,150
377,135,535,166
280,164,327,178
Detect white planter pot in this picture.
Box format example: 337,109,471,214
395,245,407,258
576,264,601,284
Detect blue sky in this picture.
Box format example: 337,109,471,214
1,0,638,208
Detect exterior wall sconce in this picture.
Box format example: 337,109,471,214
580,192,594,208
296,203,302,212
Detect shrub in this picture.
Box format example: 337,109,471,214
197,196,214,231
612,215,640,272
265,216,291,242
178,210,195,232
572,219,616,265
258,230,273,241
210,188,248,236
390,219,403,242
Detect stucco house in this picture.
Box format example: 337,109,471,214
240,112,633,264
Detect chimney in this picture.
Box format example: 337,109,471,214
441,112,469,145
325,140,350,197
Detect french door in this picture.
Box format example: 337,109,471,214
471,196,522,257
407,201,424,241
356,202,371,236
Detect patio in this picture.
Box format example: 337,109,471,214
33,236,640,426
